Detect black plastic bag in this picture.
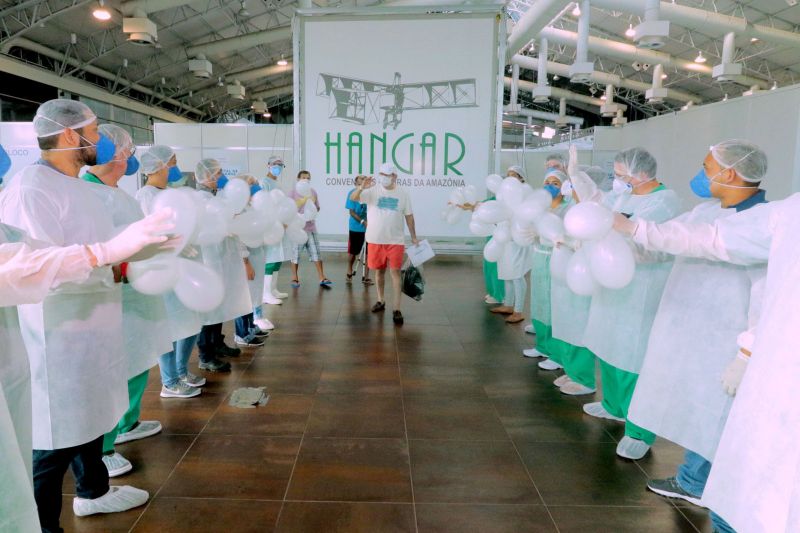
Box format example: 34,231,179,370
401,259,425,301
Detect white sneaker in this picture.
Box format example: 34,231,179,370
538,358,563,370
273,288,289,299
263,292,283,305
161,383,201,399
484,295,500,304
616,436,651,460
524,324,535,335
553,375,572,388
102,453,133,478
523,347,545,358
114,420,162,445
180,372,206,388
254,317,274,330
582,401,625,422
272,272,289,298
560,381,597,396
73,486,149,517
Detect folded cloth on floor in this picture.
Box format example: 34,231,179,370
229,387,270,408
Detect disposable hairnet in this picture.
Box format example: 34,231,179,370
98,124,134,158
33,99,97,138
196,158,222,182
507,165,527,181
268,156,284,166
140,145,175,175
710,140,768,183
543,169,567,185
614,147,657,180
545,153,567,168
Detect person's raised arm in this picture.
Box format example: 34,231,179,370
350,176,375,202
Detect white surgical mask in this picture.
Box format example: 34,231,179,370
612,178,633,195
379,175,393,187
560,181,573,197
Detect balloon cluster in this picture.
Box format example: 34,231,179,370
442,185,480,225
127,179,309,311
467,174,566,261
550,201,635,295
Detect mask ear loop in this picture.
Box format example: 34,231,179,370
708,149,759,189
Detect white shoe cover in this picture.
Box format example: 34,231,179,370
102,453,132,478
616,436,651,460
73,486,149,517
522,347,545,358
582,401,625,422
485,295,500,304
272,272,289,298
538,358,563,370
553,375,572,388
254,317,274,330
524,324,535,334
560,381,596,396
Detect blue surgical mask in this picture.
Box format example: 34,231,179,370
216,175,229,189
94,134,116,165
250,183,262,195
612,178,633,195
690,168,713,198
270,165,283,177
167,165,182,183
543,184,560,199
124,155,139,176
0,144,11,183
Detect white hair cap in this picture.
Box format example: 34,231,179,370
710,140,768,183
33,99,97,138
507,165,527,181
98,124,134,158
140,145,175,175
196,158,222,182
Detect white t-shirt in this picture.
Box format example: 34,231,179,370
361,185,413,245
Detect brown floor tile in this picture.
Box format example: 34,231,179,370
305,394,405,438
286,438,412,502
317,364,402,395
159,435,300,499
132,497,282,532
409,440,540,504
239,365,324,394
401,365,487,397
204,394,314,436
493,397,615,443
548,505,699,533
138,391,226,435
415,503,557,533
275,502,415,533
404,396,507,440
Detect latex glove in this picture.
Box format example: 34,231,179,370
88,208,177,266
721,351,749,397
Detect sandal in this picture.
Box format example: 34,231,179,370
346,273,354,284
371,301,386,312
320,278,333,287
291,279,300,288
362,277,374,286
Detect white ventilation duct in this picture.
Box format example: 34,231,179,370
510,63,520,111
532,37,552,102
504,105,584,126
646,64,668,102
633,0,669,49
600,84,623,117
570,0,594,83
612,108,627,127
122,0,198,15
506,0,572,57
555,97,570,126
505,77,606,108
251,84,293,100
713,32,743,82
186,26,292,58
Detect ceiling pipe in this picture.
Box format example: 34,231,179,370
506,0,572,58
570,0,593,82
505,77,605,108
590,0,800,49
509,63,520,111
185,26,292,58
504,105,584,126
3,37,203,116
540,27,769,88
251,84,293,100
512,54,700,104
121,0,199,16
225,63,293,83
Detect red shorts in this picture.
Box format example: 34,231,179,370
367,243,404,270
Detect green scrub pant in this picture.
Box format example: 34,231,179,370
550,341,596,389
265,261,282,275
599,360,655,444
103,369,150,454
483,259,505,301
531,319,555,359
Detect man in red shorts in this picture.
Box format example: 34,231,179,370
350,163,419,325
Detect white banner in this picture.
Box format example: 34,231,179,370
298,11,501,237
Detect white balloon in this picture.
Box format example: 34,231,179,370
510,220,535,246
251,190,276,214
278,197,298,224
483,237,505,262
566,248,598,296
492,221,511,243
263,221,285,245
269,188,286,202
220,178,250,214
449,188,466,206
564,201,614,241
127,256,180,295
441,207,452,221
486,174,503,193
587,231,636,289
229,208,269,239
463,185,479,204
192,209,227,246
287,226,308,244
497,177,522,206
295,179,312,197
513,189,551,224
174,258,225,312
289,213,305,230
469,219,494,237
535,212,566,243
302,201,318,222
550,245,574,280
446,208,462,225
473,200,511,224
241,233,264,248
152,188,198,255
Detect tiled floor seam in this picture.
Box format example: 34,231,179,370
396,329,420,533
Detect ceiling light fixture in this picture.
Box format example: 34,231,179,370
263,111,271,118
694,51,706,63
93,0,112,21
277,55,288,67
750,37,759,43
572,3,581,17
625,24,635,38
661,73,668,79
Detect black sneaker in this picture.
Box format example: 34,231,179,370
371,301,386,313
646,477,705,507
392,310,404,325
216,344,241,358
252,327,270,338
198,358,231,372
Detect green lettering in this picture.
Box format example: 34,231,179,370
444,133,465,176
391,133,414,175
369,132,387,174
325,132,342,174
348,132,363,174
420,132,436,175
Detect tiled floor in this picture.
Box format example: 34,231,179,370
60,255,711,532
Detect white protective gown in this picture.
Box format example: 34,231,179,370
260,177,292,264
582,188,682,373
199,236,251,324
627,200,766,461
0,163,127,450
530,200,570,326
497,242,533,281
246,245,267,308
136,185,203,342
631,194,800,533
89,183,173,375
